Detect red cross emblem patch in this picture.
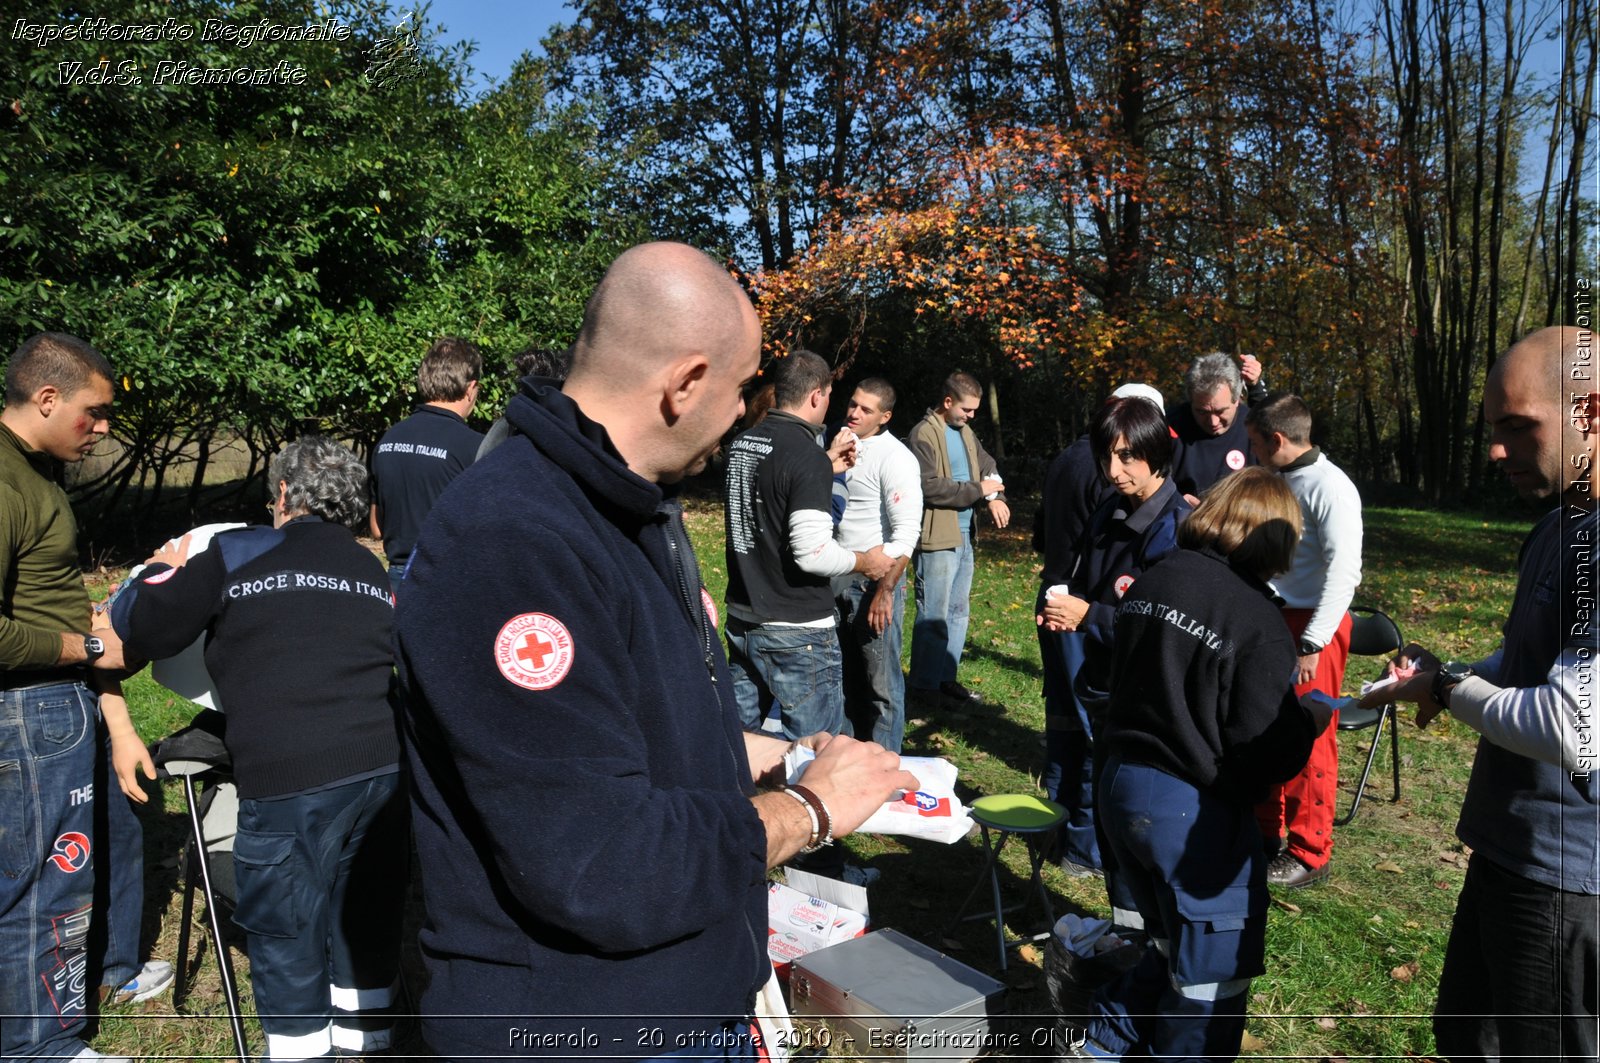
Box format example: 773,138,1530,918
701,588,720,631
1225,449,1246,470
494,613,575,691
1114,574,1135,598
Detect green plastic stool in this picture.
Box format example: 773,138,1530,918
949,794,1068,971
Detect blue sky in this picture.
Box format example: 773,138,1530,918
422,0,572,92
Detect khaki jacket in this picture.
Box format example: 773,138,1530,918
906,410,1004,552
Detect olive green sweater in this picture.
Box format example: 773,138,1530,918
0,420,89,669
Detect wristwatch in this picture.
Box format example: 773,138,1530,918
1298,637,1323,657
1431,660,1473,710
82,634,105,663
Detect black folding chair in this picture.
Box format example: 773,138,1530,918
1334,607,1405,825
150,712,250,1063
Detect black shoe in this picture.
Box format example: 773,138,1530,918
939,680,984,705
1058,858,1106,880
1266,852,1329,889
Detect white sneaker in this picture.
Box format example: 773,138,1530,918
72,1044,132,1063
103,959,175,1005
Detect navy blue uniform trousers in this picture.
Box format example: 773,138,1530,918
1085,757,1268,1061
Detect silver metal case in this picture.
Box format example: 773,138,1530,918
788,928,1008,1061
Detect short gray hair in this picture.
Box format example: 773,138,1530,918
269,436,369,528
1185,351,1244,403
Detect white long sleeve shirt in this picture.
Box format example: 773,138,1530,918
835,432,923,558
1272,451,1363,649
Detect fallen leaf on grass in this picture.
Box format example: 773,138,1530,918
1315,1017,1337,1030
1352,999,1372,1015
1271,896,1301,914
1018,944,1041,965
1437,851,1470,869
1390,961,1421,982
1374,860,1404,874
1403,920,1420,929
1240,1032,1267,1052
1434,880,1453,889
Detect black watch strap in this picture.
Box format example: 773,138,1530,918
1431,661,1473,710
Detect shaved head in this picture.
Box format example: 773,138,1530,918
1485,325,1593,504
1490,325,1572,399
562,242,763,483
569,242,755,387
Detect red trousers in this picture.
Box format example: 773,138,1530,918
1255,608,1351,870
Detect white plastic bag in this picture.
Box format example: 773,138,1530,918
784,748,974,844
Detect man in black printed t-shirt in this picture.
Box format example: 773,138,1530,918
370,337,483,590
723,350,890,740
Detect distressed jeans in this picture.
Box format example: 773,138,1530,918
90,723,147,995
909,529,974,691
725,619,845,739
833,572,907,753
0,680,99,1061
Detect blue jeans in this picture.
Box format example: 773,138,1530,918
0,680,99,1060
234,772,407,1060
1085,757,1266,1061
909,530,974,690
90,724,146,993
1037,615,1101,869
1434,853,1598,1061
833,573,907,753
725,620,844,739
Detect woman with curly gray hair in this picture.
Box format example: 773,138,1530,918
107,433,405,1060
267,435,370,529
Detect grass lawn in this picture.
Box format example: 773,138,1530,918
94,499,1532,1061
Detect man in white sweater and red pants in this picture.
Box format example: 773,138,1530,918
1247,394,1364,888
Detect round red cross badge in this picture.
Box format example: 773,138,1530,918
700,588,720,631
144,567,176,586
1114,574,1135,598
494,613,575,691
1225,449,1246,470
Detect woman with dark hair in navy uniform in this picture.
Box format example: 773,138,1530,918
1073,467,1333,1061
1037,394,1190,884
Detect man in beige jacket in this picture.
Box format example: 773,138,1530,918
906,371,1010,707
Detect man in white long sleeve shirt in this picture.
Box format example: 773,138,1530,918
1365,325,1596,1061
724,351,891,738
832,379,923,753
1246,394,1363,888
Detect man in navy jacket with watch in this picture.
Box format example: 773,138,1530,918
1365,325,1597,1060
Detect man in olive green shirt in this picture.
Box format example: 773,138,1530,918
0,332,134,1063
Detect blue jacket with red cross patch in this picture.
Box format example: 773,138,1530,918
394,381,769,1058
